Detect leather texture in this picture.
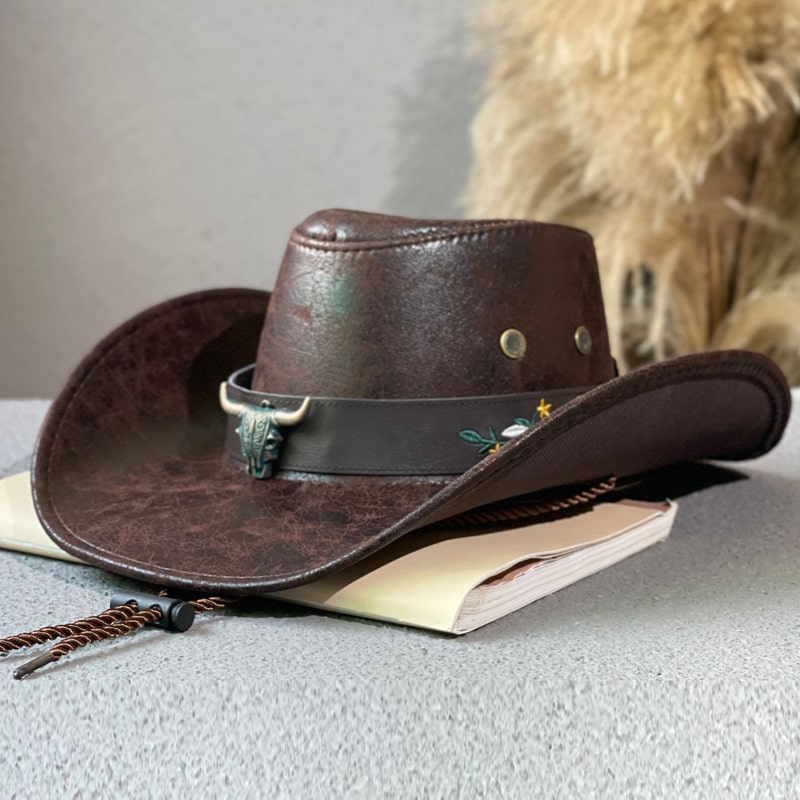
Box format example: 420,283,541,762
30,210,793,595
225,365,587,475
253,211,615,398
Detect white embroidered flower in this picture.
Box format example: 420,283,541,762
501,423,529,439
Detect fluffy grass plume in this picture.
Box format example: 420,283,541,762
466,0,800,381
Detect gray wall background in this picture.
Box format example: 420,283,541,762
0,1,483,397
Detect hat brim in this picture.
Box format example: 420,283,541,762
32,289,791,594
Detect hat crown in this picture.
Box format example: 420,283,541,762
253,210,615,398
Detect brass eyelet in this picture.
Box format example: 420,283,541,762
574,325,592,355
500,328,527,359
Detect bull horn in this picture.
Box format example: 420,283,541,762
273,396,312,427
219,382,246,416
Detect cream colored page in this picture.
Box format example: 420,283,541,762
0,471,85,563
271,502,665,632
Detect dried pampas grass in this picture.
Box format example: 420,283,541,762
465,0,800,382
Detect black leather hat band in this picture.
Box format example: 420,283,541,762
223,365,587,476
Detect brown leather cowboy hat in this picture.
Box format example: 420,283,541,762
32,210,791,594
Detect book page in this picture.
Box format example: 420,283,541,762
0,471,86,563
271,501,669,632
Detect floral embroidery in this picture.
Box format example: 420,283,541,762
536,398,552,418
458,425,503,455
459,398,551,456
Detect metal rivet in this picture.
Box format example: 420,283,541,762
574,325,592,355
500,328,527,359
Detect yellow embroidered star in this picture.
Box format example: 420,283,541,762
536,398,552,418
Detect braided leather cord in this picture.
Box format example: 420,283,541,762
48,606,163,660
430,477,618,530
0,605,140,654
2,596,235,679
189,597,232,613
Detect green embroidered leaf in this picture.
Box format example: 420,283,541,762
514,417,531,427
487,425,498,441
459,430,484,444
478,443,494,454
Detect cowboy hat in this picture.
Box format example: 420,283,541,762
31,210,791,594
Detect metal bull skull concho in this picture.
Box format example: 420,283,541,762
219,384,311,479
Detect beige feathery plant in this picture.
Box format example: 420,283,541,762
465,0,800,382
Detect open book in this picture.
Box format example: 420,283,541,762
0,471,676,634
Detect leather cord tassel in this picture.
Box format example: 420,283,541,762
12,605,162,679
1,595,234,679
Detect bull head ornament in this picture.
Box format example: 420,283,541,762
219,384,311,479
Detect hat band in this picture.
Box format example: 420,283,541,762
223,366,587,476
